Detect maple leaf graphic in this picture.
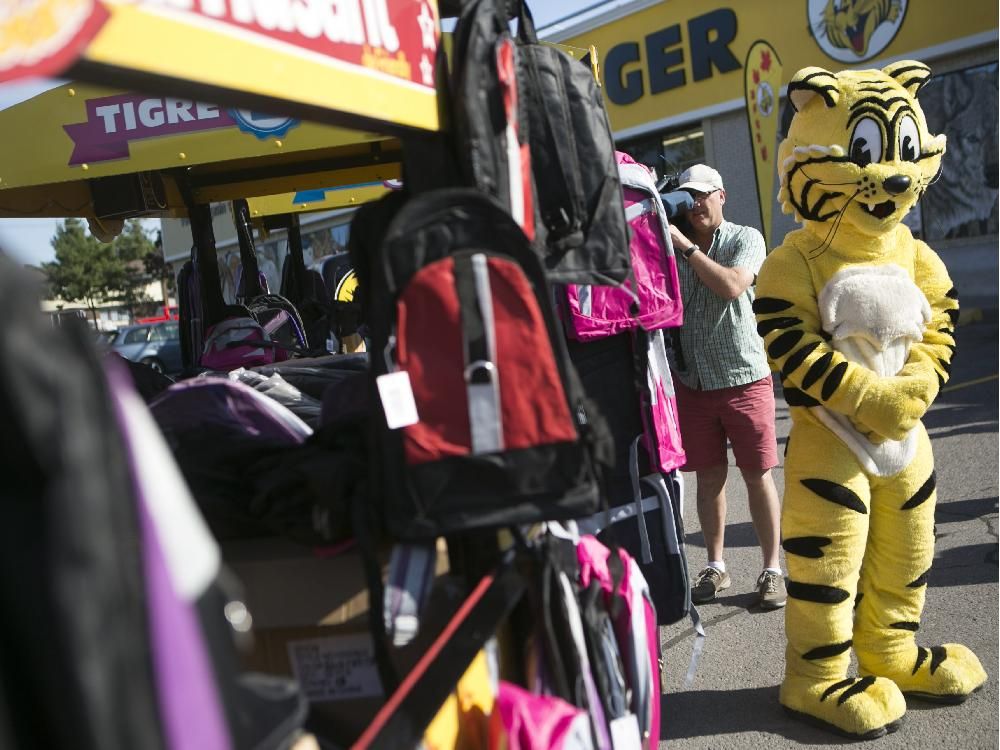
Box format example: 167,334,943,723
753,69,760,84
761,50,772,72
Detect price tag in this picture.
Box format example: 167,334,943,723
376,371,419,429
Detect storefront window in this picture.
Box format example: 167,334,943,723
617,127,706,185
916,63,998,242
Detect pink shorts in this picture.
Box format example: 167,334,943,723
675,375,779,472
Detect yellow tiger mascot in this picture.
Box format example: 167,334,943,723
755,61,986,739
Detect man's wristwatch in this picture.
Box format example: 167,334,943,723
681,243,699,260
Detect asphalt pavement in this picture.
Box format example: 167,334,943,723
657,314,999,749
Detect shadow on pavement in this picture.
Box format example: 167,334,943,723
659,685,861,745
935,496,998,523
928,543,999,587
687,521,760,550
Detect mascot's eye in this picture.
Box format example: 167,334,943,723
898,115,920,162
849,118,883,167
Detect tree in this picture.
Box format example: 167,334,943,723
42,218,159,326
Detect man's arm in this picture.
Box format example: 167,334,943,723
668,224,754,300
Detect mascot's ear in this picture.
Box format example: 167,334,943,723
883,60,932,96
787,67,839,112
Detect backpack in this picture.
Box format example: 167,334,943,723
0,254,308,750
514,1,631,285
636,329,686,474
366,188,609,540
563,153,683,341
450,0,534,236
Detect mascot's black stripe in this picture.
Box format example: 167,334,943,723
753,297,794,314
890,621,920,632
802,640,853,660
758,316,802,337
821,362,849,401
781,341,820,379
945,287,959,299
784,387,821,407
937,372,945,389
912,647,930,675
820,677,857,701
802,352,833,389
854,591,864,609
945,307,960,323
937,327,953,336
768,330,804,359
837,676,877,705
788,581,851,604
941,359,953,376
901,471,936,510
907,569,930,588
819,329,833,342
930,646,947,674
782,536,831,558
801,478,867,514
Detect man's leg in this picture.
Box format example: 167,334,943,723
696,464,729,563
741,467,782,570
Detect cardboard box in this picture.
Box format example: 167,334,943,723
221,537,453,744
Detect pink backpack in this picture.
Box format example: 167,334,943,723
489,681,595,750
640,330,686,473
562,152,683,341
576,535,661,748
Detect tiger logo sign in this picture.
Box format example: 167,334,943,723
808,0,907,62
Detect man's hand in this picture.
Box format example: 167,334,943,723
669,223,692,251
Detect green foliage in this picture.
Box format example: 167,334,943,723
42,217,161,324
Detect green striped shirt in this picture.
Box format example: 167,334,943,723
673,220,770,391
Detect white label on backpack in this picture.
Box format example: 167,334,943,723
377,371,419,429
609,713,643,750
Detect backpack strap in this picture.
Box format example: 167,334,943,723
454,253,504,454
232,199,264,300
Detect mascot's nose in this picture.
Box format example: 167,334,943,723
883,175,912,195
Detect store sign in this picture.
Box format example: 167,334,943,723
104,0,439,86
63,92,299,165
0,0,442,132
0,0,108,82
603,9,741,106
807,0,907,63
563,0,993,134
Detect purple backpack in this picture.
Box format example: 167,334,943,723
562,152,683,341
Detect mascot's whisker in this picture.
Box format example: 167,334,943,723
807,190,859,259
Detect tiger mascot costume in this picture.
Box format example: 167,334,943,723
755,61,986,739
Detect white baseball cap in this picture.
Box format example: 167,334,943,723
678,164,724,193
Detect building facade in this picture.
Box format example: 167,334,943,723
551,0,997,301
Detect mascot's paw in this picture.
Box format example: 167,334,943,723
780,675,905,739
862,644,987,704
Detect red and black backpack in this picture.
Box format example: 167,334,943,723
361,189,611,539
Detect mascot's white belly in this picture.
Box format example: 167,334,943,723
813,265,932,476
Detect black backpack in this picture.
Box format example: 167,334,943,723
363,188,611,539
513,1,631,285
450,0,534,228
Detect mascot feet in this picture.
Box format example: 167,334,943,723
780,675,906,740
861,643,987,704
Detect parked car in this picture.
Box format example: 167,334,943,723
110,321,183,375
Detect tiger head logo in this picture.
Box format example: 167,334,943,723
777,60,946,241
810,0,906,61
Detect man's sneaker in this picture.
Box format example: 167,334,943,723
757,570,787,610
691,567,731,603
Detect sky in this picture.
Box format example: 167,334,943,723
0,0,608,267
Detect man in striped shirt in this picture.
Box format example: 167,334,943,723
667,163,786,610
